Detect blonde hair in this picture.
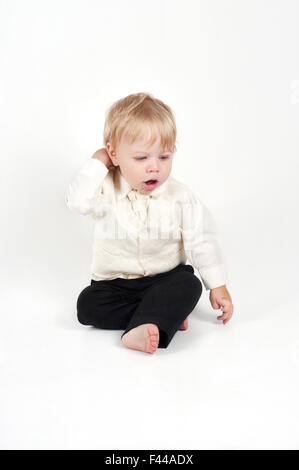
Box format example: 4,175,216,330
103,92,177,153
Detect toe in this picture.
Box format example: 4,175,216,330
148,325,159,353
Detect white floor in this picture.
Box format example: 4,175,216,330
1,0,299,452
1,271,299,450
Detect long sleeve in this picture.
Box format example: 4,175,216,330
181,190,227,290
65,158,109,216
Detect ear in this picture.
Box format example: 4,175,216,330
106,142,119,166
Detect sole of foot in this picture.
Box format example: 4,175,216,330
121,323,159,354
179,317,189,330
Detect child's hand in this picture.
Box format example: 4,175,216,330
91,148,115,170
209,285,234,324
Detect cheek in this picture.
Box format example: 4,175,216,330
126,162,142,179
165,161,172,173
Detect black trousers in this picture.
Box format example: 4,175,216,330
76,263,203,348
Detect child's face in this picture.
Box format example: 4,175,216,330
107,132,174,194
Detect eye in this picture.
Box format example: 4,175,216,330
134,156,170,161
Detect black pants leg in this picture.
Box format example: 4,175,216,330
76,263,203,348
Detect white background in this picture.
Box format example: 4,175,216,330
1,0,299,450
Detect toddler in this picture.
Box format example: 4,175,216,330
65,92,234,353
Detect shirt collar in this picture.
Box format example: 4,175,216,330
114,167,168,201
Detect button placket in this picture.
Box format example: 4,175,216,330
126,189,152,275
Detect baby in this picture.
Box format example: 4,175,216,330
65,92,234,354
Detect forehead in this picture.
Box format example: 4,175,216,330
121,135,170,154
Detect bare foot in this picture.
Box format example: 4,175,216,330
121,324,159,354
179,317,189,330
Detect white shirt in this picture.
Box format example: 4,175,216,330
65,158,227,290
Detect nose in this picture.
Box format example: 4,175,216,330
147,157,159,173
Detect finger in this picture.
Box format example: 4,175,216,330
219,307,230,317
221,303,234,315
211,298,220,308
217,314,226,320
217,312,231,320
223,312,233,322
218,304,227,313
219,298,230,308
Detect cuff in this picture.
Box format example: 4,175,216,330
198,264,227,290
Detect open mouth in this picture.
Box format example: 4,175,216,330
144,179,158,185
